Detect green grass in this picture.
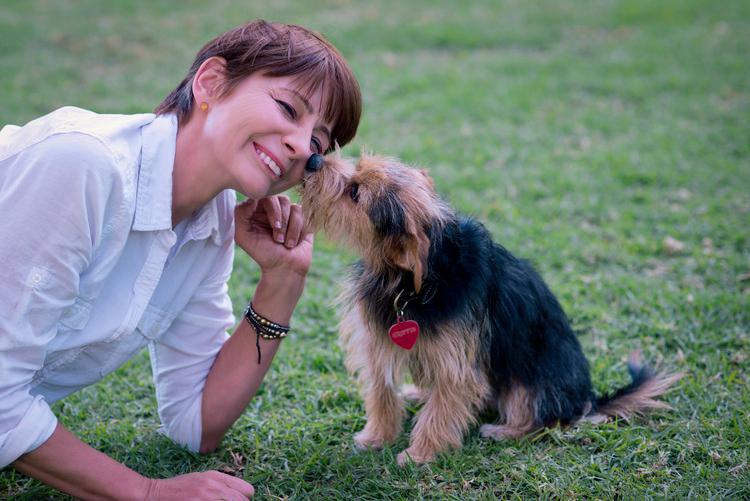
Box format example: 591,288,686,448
2,0,749,498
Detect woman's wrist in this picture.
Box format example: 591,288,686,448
260,258,310,280
139,476,158,500
251,269,306,325
12,424,154,501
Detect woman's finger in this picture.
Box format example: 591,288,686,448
284,204,305,248
277,196,291,243
261,196,293,244
211,471,255,499
260,196,281,230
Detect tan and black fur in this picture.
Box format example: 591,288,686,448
299,152,682,465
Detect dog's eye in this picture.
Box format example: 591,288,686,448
349,183,360,203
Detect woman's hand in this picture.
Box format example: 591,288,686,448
12,424,254,501
145,471,254,500
234,196,313,277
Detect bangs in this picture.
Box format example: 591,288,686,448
221,22,361,151
287,60,360,152
156,19,361,150
260,29,361,152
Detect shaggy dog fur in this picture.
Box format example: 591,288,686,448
299,152,682,465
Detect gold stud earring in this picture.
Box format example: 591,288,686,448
200,102,208,112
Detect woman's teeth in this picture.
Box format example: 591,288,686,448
258,150,282,177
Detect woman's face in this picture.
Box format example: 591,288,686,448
202,72,332,199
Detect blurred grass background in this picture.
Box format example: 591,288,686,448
1,0,749,498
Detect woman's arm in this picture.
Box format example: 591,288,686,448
13,424,151,499
199,269,306,452
199,196,312,452
13,423,254,500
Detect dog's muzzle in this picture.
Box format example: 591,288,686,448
305,153,325,173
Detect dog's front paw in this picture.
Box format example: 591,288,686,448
396,447,434,466
354,429,388,450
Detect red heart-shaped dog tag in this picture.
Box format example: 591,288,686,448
389,320,420,350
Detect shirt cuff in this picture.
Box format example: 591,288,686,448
0,395,58,468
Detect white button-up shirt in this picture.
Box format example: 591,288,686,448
0,107,236,467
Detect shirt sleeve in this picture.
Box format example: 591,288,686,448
148,212,236,452
0,133,119,468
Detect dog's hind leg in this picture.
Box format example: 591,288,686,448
479,383,538,440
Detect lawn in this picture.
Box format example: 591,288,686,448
1,0,749,498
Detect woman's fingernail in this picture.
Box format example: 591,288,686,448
276,233,285,243
286,240,296,248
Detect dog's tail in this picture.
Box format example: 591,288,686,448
586,351,683,424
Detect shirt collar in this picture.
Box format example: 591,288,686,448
186,194,222,246
133,113,178,232
133,113,223,246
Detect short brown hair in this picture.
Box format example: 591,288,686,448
155,19,361,150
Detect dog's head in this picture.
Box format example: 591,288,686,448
299,151,450,292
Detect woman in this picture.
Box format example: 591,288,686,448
0,19,361,499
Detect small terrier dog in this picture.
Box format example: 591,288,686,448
299,152,682,465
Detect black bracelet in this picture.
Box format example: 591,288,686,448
244,303,290,364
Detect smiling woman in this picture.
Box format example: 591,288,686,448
0,19,361,500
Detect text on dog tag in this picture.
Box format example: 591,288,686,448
389,320,419,350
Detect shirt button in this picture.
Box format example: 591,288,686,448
29,268,47,286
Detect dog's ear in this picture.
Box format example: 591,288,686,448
369,187,431,292
399,226,430,292
384,223,430,293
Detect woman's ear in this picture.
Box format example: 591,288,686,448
191,56,227,107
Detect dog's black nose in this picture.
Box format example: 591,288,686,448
305,153,325,173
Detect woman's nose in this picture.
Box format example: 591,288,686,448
283,126,313,159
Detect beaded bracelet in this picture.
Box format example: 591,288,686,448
244,303,290,364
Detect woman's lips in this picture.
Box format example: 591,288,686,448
254,143,284,178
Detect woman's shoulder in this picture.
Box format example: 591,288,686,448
1,106,155,168
1,107,161,196
0,108,167,225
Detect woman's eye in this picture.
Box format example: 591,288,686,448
276,100,297,119
349,183,359,203
311,136,323,154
